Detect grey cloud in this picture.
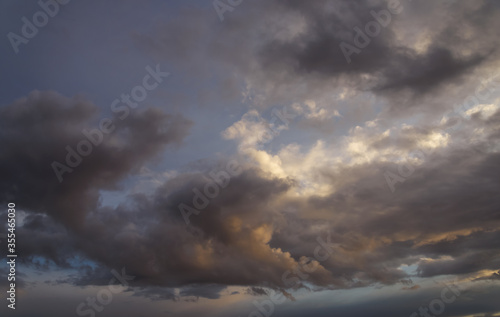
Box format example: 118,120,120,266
0,90,192,229
3,2,500,309
129,0,500,122
10,121,500,299
179,284,227,300
246,286,269,296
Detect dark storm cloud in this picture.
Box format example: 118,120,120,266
372,46,488,94
130,0,500,119
14,213,77,268
66,169,308,291
257,0,498,97
417,250,500,278
0,90,192,229
1,163,348,299
5,105,500,301
2,2,500,308
11,137,499,301
246,287,269,296
299,158,500,285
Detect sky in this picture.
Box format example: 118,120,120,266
1,0,500,316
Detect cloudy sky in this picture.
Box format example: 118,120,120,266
1,0,500,316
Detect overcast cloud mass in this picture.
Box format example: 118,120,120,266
1,1,500,317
